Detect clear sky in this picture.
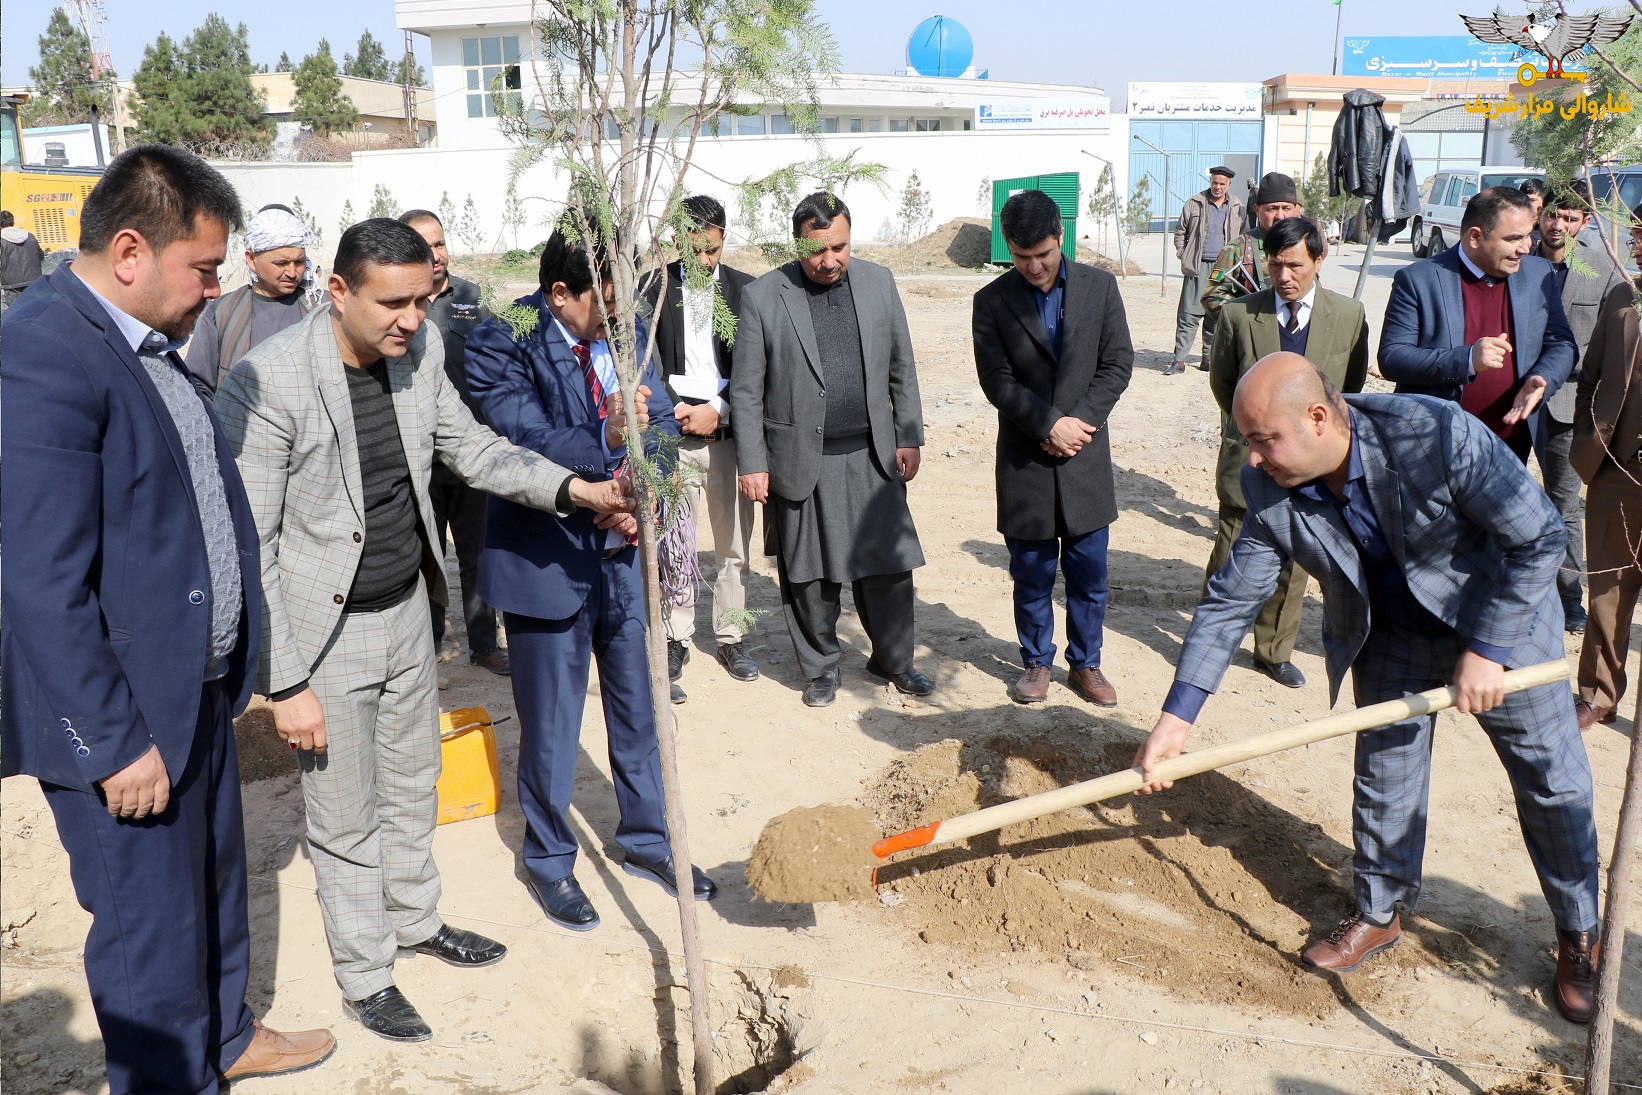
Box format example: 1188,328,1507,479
1,0,1521,98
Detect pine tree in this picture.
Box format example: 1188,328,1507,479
293,39,358,136
276,51,293,73
25,9,106,127
396,54,427,88
128,32,190,145
343,30,393,82
176,15,272,154
367,183,398,220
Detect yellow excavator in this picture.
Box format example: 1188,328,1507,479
1,93,104,254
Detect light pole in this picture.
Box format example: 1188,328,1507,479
1331,0,1345,76
1079,149,1127,277
1131,133,1172,297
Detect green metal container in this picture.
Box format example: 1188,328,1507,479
990,172,1079,264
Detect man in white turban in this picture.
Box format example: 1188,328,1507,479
186,204,321,390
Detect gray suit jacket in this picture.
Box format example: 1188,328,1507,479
1544,231,1625,423
1179,394,1565,705
729,259,924,501
216,304,575,695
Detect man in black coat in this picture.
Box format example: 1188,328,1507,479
973,189,1135,705
640,195,759,701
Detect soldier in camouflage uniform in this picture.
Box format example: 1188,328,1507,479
1200,173,1306,329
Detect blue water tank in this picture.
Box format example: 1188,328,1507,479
907,16,973,79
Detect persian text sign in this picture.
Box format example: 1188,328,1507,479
975,99,1111,132
1341,35,1579,79
1126,83,1263,120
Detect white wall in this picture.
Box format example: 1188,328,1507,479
348,128,1131,255
208,127,1138,280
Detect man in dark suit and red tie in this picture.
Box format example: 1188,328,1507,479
465,224,718,932
972,188,1135,706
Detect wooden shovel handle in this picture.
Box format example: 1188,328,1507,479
874,660,1570,859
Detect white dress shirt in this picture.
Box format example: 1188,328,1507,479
677,265,728,420
550,312,625,549
1276,283,1317,334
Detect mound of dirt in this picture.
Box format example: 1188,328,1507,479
861,730,1430,1022
748,805,881,903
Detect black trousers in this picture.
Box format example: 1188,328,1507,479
428,462,499,653
42,680,256,1094
777,562,916,680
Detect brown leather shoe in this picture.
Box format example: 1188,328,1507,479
1302,912,1402,973
1009,664,1051,704
471,648,512,675
222,1019,336,1080
1067,666,1118,707
1554,930,1600,1023
1574,700,1616,732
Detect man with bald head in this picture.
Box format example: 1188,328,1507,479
1135,353,1601,1024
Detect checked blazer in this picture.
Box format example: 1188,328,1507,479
216,303,577,696
1177,394,1567,705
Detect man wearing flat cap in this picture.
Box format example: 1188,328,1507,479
1201,172,1307,323
1170,166,1242,376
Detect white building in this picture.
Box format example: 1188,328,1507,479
380,0,1128,249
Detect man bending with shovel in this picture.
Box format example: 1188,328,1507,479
1135,352,1601,1023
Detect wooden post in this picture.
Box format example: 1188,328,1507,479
1584,687,1642,1094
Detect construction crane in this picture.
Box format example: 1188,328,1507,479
63,0,127,154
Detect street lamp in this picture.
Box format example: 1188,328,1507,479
1079,149,1127,278
1130,133,1172,297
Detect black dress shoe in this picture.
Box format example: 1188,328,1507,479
717,642,760,681
802,668,840,707
670,682,687,704
624,851,719,900
667,639,690,682
1163,360,1186,376
1565,606,1588,635
527,876,600,931
343,986,431,1043
1254,659,1306,688
401,924,507,968
865,659,936,696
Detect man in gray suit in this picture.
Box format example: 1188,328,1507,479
730,192,929,708
217,219,633,1042
1135,354,1601,1024
1532,181,1625,633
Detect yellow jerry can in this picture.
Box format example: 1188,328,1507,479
436,706,502,825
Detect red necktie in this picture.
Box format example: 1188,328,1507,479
572,339,605,415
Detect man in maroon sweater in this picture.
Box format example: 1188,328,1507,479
1379,187,1577,464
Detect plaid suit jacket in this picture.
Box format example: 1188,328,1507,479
216,303,575,695
1179,394,1566,704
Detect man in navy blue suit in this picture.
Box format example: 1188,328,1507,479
1379,186,1577,464
1,145,335,1092
465,226,718,930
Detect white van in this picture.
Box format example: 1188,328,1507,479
1409,166,1545,257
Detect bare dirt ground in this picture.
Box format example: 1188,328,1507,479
3,266,1640,1095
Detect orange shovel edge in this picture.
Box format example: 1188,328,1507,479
870,660,1571,864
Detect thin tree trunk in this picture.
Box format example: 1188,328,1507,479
1584,686,1642,1093
633,483,717,1095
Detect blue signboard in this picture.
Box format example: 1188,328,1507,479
1341,35,1585,79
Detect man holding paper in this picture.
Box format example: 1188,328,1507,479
641,195,760,699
